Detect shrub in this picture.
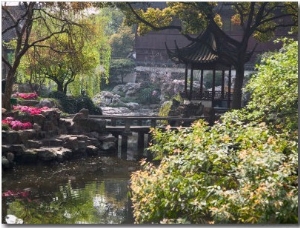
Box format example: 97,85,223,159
132,120,298,224
130,39,298,224
48,91,102,114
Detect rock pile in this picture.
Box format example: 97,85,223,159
2,108,117,169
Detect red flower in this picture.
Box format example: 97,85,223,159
2,117,33,130
15,92,38,100
13,105,49,115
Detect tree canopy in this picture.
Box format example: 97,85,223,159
119,2,298,109
1,2,110,109
18,12,110,96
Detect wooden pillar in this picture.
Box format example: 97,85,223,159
121,119,132,159
137,132,145,156
227,67,232,108
112,133,119,151
150,119,156,128
212,69,216,107
221,70,225,99
200,69,204,98
184,64,188,97
111,117,117,126
121,134,128,159
189,66,194,100
124,119,131,134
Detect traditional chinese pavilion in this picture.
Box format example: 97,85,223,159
165,27,235,109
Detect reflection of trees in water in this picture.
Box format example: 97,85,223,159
5,179,131,224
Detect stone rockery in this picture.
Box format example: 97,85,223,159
2,107,117,170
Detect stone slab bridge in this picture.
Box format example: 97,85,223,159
87,115,211,159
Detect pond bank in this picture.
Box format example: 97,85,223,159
2,108,119,170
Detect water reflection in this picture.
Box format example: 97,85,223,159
2,156,139,224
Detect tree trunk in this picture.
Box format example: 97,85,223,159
231,63,245,109
57,83,65,94
2,70,16,111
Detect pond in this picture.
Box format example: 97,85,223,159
2,139,144,224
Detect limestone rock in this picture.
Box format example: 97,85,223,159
86,145,99,155
60,135,79,151
2,131,22,144
99,141,116,152
35,147,57,161
10,144,26,157
2,156,10,169
41,138,63,147
31,114,46,127
73,118,106,133
125,102,140,110
37,98,56,108
56,147,72,162
78,108,89,118
22,150,38,163
25,140,42,148
6,152,14,163
18,129,36,143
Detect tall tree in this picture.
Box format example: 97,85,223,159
19,12,110,96
119,2,297,109
1,2,104,110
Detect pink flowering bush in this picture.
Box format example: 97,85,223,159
2,117,32,130
13,105,49,115
12,92,38,100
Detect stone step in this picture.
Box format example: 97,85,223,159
41,138,64,147
23,147,73,162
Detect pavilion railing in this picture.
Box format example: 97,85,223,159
180,91,233,100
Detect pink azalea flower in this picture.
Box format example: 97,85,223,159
2,117,33,130
13,105,49,115
16,92,38,100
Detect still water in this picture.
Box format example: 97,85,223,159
2,154,141,224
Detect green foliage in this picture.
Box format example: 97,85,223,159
109,26,135,58
117,83,160,105
109,58,135,77
135,85,160,105
18,10,111,97
158,101,172,117
203,72,223,89
123,2,297,40
243,38,298,133
132,120,298,224
158,93,183,117
48,91,101,114
48,91,68,100
130,39,298,224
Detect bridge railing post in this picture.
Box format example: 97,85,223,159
124,119,132,134
150,119,156,128
111,117,117,126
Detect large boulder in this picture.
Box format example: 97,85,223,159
72,118,106,134
35,147,58,161
2,131,22,144
37,98,56,108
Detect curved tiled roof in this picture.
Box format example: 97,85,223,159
166,28,231,68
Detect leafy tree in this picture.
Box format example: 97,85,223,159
101,7,135,58
94,7,136,88
19,13,110,96
109,26,135,58
1,2,109,110
242,38,298,132
119,2,297,109
130,39,298,224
